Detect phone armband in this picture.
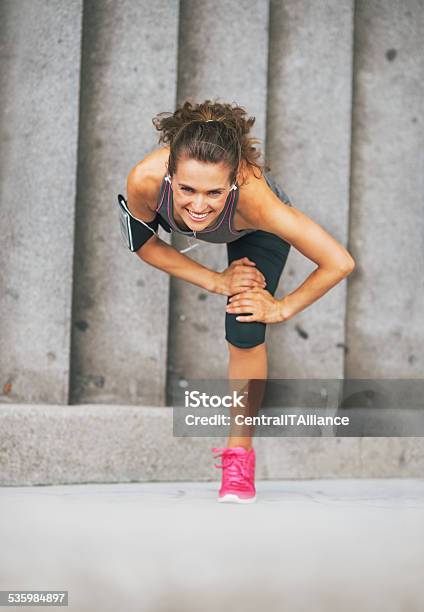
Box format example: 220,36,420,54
117,194,162,252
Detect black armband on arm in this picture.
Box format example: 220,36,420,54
117,194,170,252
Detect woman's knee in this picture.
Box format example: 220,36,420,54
225,316,267,350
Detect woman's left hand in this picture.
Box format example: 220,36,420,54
226,287,290,324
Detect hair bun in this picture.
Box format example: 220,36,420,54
152,99,269,186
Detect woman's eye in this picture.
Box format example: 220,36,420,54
181,187,222,196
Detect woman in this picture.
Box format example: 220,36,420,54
118,99,355,503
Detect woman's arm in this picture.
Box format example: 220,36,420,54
138,236,219,293
126,164,219,293
235,176,355,321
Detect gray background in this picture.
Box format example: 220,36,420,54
0,0,423,483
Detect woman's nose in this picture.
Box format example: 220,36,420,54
192,194,206,210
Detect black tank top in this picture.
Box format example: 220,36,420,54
155,172,291,244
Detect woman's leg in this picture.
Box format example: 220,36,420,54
224,229,291,449
226,341,268,450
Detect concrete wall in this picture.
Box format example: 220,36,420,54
346,0,424,377
0,0,83,404
266,0,354,378
70,0,179,406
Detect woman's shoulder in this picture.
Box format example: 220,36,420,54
234,164,273,230
127,146,170,210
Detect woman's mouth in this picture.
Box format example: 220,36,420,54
186,208,211,222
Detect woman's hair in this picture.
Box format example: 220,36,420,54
151,98,270,187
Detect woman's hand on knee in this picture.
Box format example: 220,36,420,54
226,288,289,324
214,257,267,296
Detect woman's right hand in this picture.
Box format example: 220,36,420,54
214,257,267,297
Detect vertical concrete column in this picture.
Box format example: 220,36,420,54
266,0,355,378
346,0,424,377
70,0,179,405
168,0,270,397
0,0,83,404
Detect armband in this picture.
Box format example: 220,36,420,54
117,194,169,252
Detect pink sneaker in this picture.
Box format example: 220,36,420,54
212,446,256,503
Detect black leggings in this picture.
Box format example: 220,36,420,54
225,230,291,349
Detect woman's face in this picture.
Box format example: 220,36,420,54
169,157,234,230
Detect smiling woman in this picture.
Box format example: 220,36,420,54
162,158,240,235
119,98,355,504
177,177,227,221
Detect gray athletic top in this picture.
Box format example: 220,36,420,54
155,171,292,244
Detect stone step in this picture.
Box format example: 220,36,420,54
1,404,422,485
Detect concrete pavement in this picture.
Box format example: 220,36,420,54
1,479,424,611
